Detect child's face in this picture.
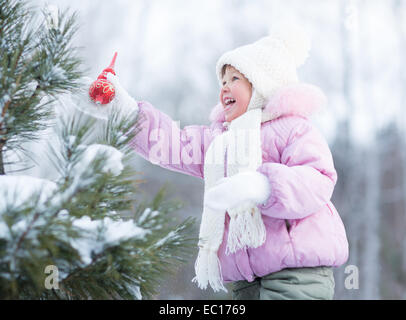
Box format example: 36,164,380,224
219,66,252,122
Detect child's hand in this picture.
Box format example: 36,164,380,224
70,76,110,120
106,73,139,115
204,171,271,212
71,75,139,121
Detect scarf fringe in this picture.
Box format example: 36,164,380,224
226,202,267,255
192,248,228,293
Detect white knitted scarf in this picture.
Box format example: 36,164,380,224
192,92,267,292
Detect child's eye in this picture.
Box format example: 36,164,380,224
232,76,239,81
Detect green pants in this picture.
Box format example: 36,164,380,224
232,267,335,300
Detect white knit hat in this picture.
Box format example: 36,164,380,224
216,24,311,104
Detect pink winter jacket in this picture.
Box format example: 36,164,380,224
129,83,349,283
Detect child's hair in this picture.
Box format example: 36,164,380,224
221,64,231,78
221,64,253,88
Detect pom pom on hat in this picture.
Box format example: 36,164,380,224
268,23,311,67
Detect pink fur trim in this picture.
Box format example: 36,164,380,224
209,102,225,123
262,83,327,121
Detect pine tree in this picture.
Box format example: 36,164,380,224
0,0,195,299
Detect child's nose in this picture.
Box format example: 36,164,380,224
222,85,230,93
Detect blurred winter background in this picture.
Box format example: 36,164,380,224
28,0,406,299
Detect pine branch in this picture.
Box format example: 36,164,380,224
0,0,197,300
0,142,5,174
0,0,83,171
61,250,105,285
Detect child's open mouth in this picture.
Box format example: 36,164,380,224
224,97,236,109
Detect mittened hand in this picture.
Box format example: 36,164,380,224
106,73,139,115
204,171,271,212
71,75,139,122
70,76,111,120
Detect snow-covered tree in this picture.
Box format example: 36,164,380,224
0,0,195,300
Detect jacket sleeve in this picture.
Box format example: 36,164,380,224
257,117,337,219
128,101,213,179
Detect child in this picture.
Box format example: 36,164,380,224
78,25,349,300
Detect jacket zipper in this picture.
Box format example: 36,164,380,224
285,219,291,233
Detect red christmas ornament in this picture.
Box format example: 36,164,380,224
89,52,118,105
